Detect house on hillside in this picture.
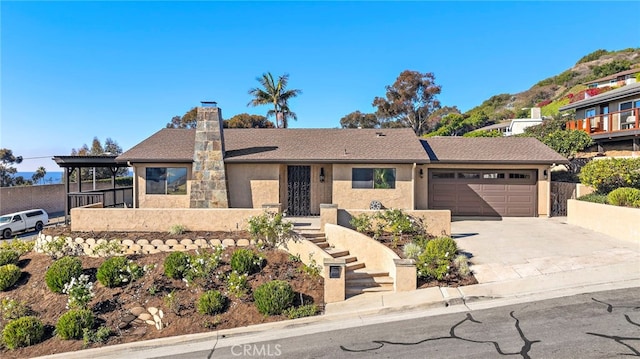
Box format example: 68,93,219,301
474,107,543,136
562,82,640,151
116,103,567,217
584,68,639,89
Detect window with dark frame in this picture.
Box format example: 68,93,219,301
146,167,188,195
352,168,396,189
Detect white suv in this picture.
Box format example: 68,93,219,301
0,209,49,239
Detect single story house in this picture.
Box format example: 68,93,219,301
117,104,567,217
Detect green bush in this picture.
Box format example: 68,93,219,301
580,158,640,194
0,250,20,266
184,247,224,283
163,252,189,279
349,213,372,233
416,237,457,280
253,280,294,316
247,211,294,248
230,249,262,275
1,298,32,321
97,256,143,288
0,240,34,256
45,256,83,293
577,192,608,204
453,254,471,277
607,187,640,208
0,264,22,291
2,316,45,349
283,304,318,319
226,272,249,298
56,309,95,340
402,242,422,260
197,290,227,315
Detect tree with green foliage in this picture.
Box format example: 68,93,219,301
373,70,442,136
463,129,503,137
519,116,593,160
339,111,380,128
576,49,609,65
166,107,197,129
426,110,490,137
0,149,28,187
70,137,127,180
248,72,302,128
224,113,275,128
32,166,47,185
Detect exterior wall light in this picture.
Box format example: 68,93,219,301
320,167,325,182
419,168,424,178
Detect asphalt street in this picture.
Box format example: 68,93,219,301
159,287,640,359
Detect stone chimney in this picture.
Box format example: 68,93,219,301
189,102,229,208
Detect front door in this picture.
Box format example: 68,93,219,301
287,166,311,216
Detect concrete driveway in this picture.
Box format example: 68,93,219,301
452,217,640,283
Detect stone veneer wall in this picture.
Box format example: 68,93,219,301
190,105,229,208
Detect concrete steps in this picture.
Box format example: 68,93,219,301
298,230,394,298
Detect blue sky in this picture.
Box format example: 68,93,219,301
2,1,639,171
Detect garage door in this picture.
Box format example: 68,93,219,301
428,169,537,217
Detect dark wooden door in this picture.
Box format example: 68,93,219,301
287,166,311,216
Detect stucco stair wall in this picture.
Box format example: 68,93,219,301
299,231,393,297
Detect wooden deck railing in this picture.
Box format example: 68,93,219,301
68,186,133,210
566,108,639,135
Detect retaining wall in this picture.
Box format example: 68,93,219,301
567,199,640,243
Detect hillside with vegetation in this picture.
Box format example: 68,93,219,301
429,48,640,137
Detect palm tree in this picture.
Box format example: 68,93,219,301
247,72,302,128
32,166,47,185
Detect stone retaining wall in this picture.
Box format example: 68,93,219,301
35,233,255,257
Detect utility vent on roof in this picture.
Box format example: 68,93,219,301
376,132,385,137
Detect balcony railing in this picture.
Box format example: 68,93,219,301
566,108,639,135
68,187,133,210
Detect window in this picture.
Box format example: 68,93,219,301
146,167,187,195
458,172,481,179
25,210,44,218
352,168,396,189
431,172,455,179
509,173,531,179
483,172,505,179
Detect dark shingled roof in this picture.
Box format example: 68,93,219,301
117,128,430,164
421,137,569,164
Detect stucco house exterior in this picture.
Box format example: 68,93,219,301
117,104,567,217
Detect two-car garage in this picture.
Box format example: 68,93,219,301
428,169,538,217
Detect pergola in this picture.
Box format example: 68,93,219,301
52,155,132,224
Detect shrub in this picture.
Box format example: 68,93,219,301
378,209,422,236
453,254,471,277
299,254,321,277
416,237,457,280
56,309,95,340
253,280,294,315
230,249,263,275
283,304,318,319
577,192,608,204
197,290,227,315
45,256,83,293
36,236,83,259
1,299,32,321
0,264,22,291
580,158,640,193
0,250,20,266
83,326,111,345
184,247,224,283
402,242,422,260
607,187,640,208
2,316,44,349
97,257,143,288
248,211,295,248
62,274,95,309
163,252,189,279
349,213,372,233
90,240,123,257
169,224,187,235
226,272,249,298
0,240,34,256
